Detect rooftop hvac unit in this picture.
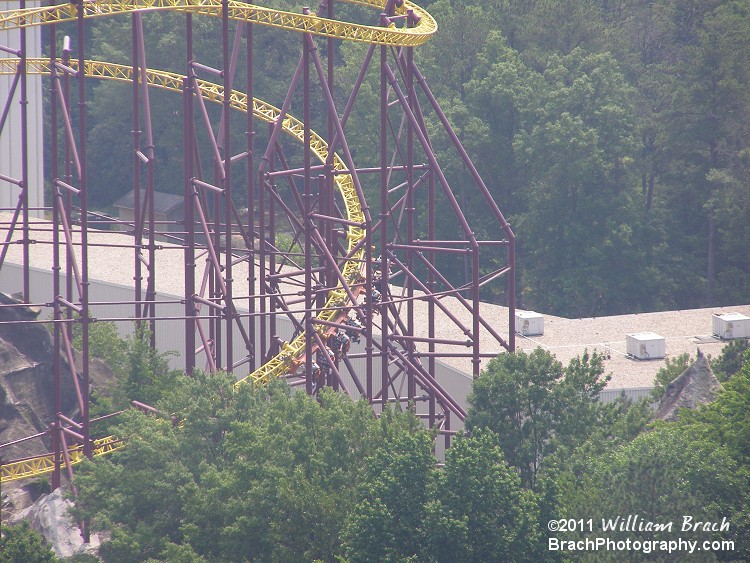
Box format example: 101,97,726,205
515,311,544,336
626,332,665,360
712,313,750,340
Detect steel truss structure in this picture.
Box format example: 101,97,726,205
0,0,515,492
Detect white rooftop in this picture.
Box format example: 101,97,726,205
2,213,748,390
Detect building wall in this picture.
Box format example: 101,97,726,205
0,264,654,422
0,1,44,218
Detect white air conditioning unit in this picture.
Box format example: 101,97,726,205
712,313,750,340
626,332,665,360
515,311,544,336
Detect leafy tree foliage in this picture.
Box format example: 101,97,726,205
75,321,179,409
650,351,691,401
0,521,58,563
554,358,750,561
711,338,750,382
73,371,545,562
465,348,610,489
424,431,542,562
558,423,748,561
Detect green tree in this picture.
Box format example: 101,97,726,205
74,372,450,562
342,412,436,561
424,431,542,562
711,338,750,382
650,351,691,401
0,521,58,563
466,348,610,490
512,49,648,317
74,321,179,408
658,0,750,307
679,366,750,467
560,423,748,561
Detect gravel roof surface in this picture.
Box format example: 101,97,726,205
3,213,748,389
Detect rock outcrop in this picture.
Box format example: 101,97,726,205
0,292,78,462
0,292,117,522
653,354,722,422
10,488,102,559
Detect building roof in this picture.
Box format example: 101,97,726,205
2,212,748,391
113,190,184,214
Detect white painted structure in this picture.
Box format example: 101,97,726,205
515,310,544,336
626,332,665,360
0,1,44,218
0,261,474,421
712,312,750,340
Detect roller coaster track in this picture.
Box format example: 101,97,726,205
0,0,436,46
0,0,440,482
1,437,124,483
0,55,369,480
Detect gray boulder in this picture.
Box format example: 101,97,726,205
653,354,722,422
10,488,102,559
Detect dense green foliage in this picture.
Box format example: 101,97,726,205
552,366,750,561
711,338,750,382
74,321,180,427
465,349,612,489
0,521,59,562
650,351,691,401
66,334,750,562
72,373,544,561
60,0,750,316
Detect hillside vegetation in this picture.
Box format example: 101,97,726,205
69,0,750,317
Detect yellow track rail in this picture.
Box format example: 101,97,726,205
0,54,367,479
0,0,436,482
0,437,124,482
0,0,436,47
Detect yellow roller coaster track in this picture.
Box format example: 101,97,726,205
0,0,437,47
0,0,437,482
0,53,368,481
0,436,125,482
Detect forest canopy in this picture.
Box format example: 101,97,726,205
58,0,750,318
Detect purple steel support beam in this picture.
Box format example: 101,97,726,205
303,13,313,395
246,21,256,371
312,330,350,397
409,61,516,350
382,61,489,377
316,175,327,312
191,191,252,359
370,336,466,420
184,74,196,375
75,0,91,471
386,251,473,337
62,45,74,345
0,69,20,133
379,28,389,410
131,17,143,328
409,243,511,349
382,63,476,246
133,14,157,345
217,19,245,149
20,0,30,302
405,28,416,407
341,354,367,397
258,150,268,364
267,158,277,358
222,0,234,372
51,72,81,183
49,17,62,490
